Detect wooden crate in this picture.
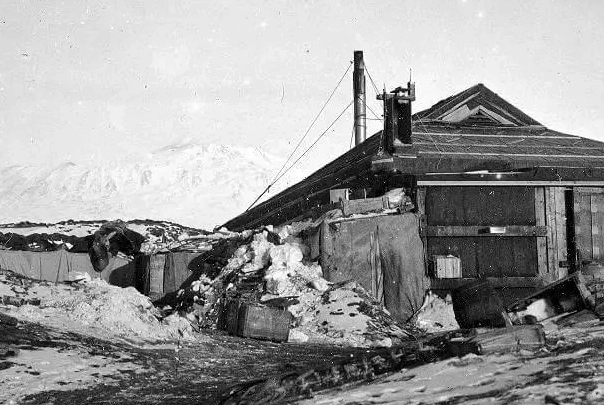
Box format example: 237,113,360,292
147,254,166,300
341,196,389,217
448,325,545,356
434,255,461,278
236,304,291,342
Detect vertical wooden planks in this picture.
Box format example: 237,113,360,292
416,187,426,216
148,254,166,299
417,187,428,276
553,187,568,278
543,187,569,280
574,188,593,262
535,187,548,276
591,194,604,261
545,188,557,278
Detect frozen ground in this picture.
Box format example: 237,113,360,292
4,270,604,405
6,313,603,405
3,226,604,404
297,320,604,405
1,318,366,405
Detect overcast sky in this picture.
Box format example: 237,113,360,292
1,0,603,173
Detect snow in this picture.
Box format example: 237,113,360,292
0,219,217,253
0,142,305,230
0,271,212,404
299,321,604,405
1,346,145,405
0,274,200,344
177,227,413,347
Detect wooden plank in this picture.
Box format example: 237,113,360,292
591,194,604,261
507,272,595,311
553,187,568,278
416,187,426,216
418,180,604,187
430,277,546,290
424,225,547,237
575,187,604,194
427,237,537,278
341,196,388,216
425,186,536,226
574,188,593,262
427,237,478,278
148,254,166,299
329,189,349,204
535,187,548,276
545,187,557,277
416,187,428,277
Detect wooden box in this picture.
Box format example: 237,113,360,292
236,304,291,342
341,196,389,217
434,255,461,278
330,188,350,204
147,254,166,300
448,325,545,356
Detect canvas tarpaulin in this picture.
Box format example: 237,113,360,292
317,213,427,323
0,249,137,287
138,252,205,300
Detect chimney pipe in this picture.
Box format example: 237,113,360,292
353,50,366,146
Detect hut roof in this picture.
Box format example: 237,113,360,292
223,84,604,230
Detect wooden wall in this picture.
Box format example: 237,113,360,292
423,186,539,278
420,185,569,294
574,187,604,264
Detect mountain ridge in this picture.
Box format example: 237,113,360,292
0,142,304,230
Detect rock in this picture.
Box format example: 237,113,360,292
0,343,19,359
288,329,309,343
587,384,604,401
0,312,18,326
1,296,25,307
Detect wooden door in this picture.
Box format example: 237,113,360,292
421,186,567,284
574,188,604,263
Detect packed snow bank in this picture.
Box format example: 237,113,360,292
175,225,415,347
288,281,413,347
0,272,197,343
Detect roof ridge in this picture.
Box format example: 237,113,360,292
413,83,541,127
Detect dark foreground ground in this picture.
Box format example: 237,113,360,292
7,315,604,405
1,320,369,405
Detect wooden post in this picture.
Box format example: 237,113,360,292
535,187,548,276
554,187,568,278
545,187,558,278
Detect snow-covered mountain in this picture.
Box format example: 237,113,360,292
0,143,305,230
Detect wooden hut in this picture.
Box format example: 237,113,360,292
223,83,604,307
